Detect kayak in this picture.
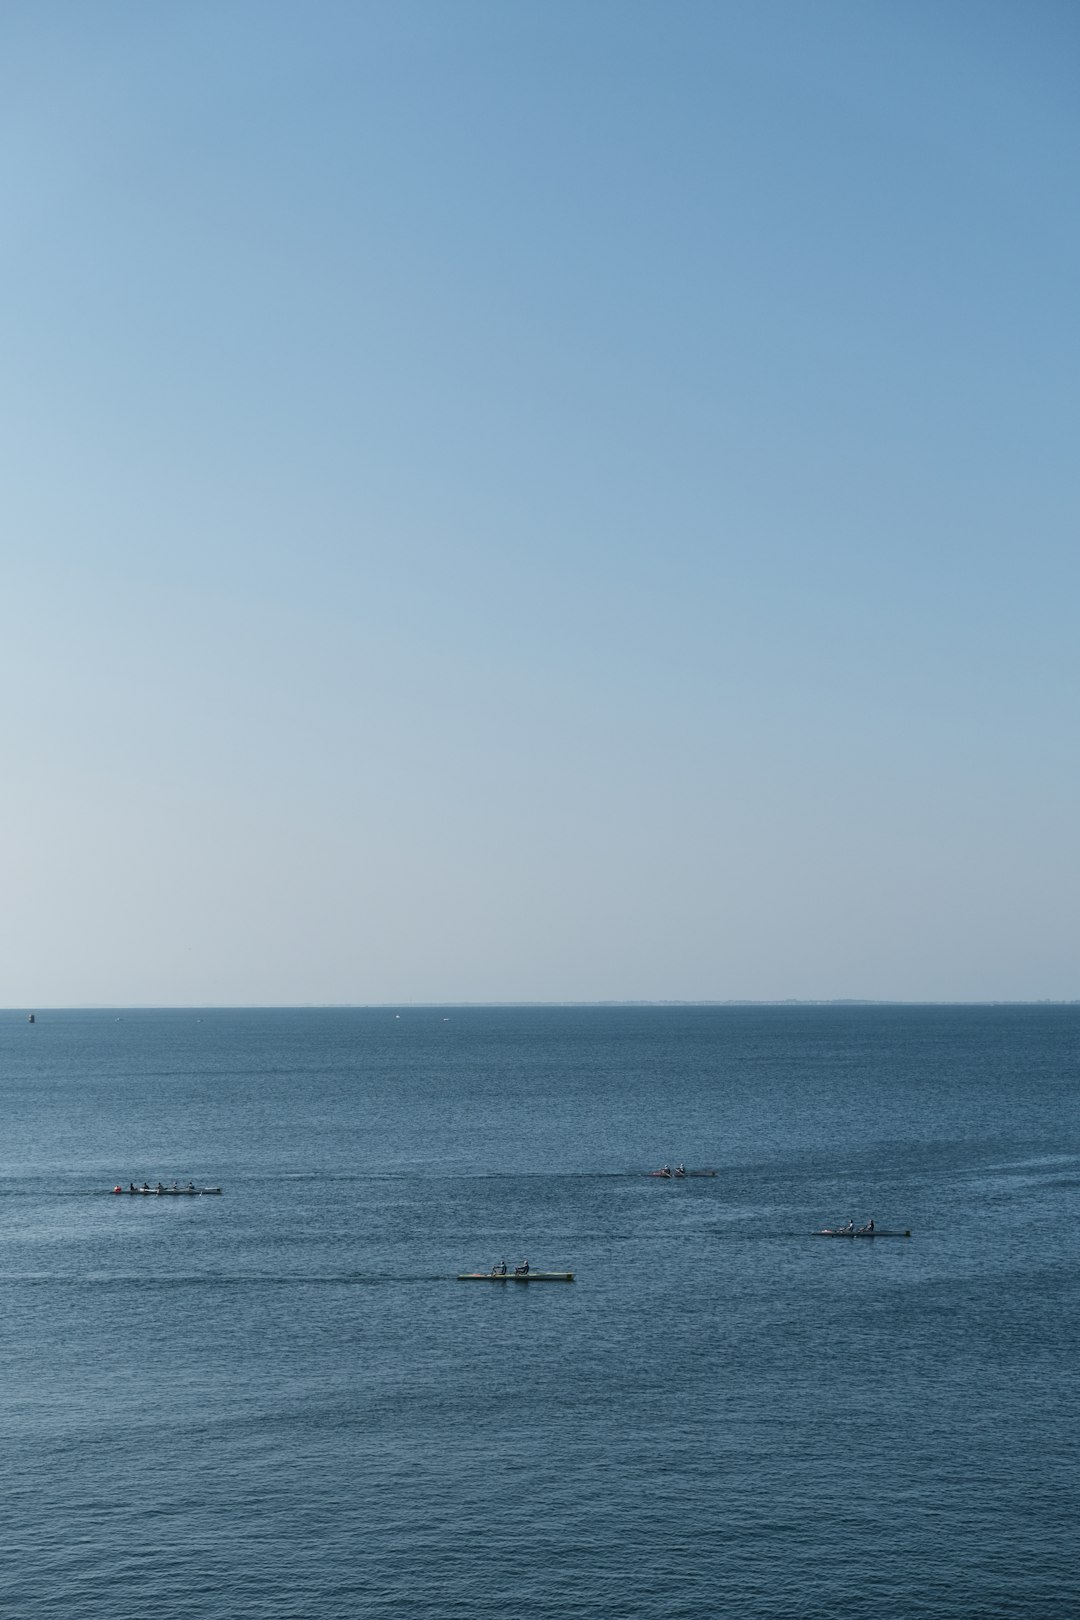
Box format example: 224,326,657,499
113,1186,223,1196
813,1228,910,1238
457,1271,574,1282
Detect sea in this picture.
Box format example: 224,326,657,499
1,1004,1077,1619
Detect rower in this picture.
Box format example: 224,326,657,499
187,1181,195,1191
514,1259,529,1275
491,1259,507,1276
129,1182,137,1194
864,1217,874,1233
675,1163,686,1177
842,1218,854,1233
659,1165,671,1178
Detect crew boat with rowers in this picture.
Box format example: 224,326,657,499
458,1258,574,1282
813,1218,910,1237
113,1182,223,1196
649,1164,717,1178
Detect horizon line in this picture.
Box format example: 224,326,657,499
6,998,1080,1012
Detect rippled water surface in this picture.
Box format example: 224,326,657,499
1,1005,1078,1617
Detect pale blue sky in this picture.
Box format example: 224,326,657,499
2,1,1077,1004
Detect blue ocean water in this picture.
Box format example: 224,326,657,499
1,1004,1077,1618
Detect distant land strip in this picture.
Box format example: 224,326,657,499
7,999,1079,1012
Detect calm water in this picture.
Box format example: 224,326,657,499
1,1005,1077,1618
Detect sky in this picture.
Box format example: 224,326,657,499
1,0,1077,1005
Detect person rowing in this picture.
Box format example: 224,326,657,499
490,1259,507,1276
859,1217,875,1234
658,1165,672,1178
514,1258,529,1275
840,1218,854,1234
674,1163,686,1177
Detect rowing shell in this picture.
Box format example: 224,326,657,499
457,1272,574,1282
648,1170,717,1178
813,1228,910,1238
113,1187,223,1196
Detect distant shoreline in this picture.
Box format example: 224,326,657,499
6,1000,1080,1012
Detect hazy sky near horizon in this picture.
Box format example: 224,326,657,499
2,1,1077,1005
